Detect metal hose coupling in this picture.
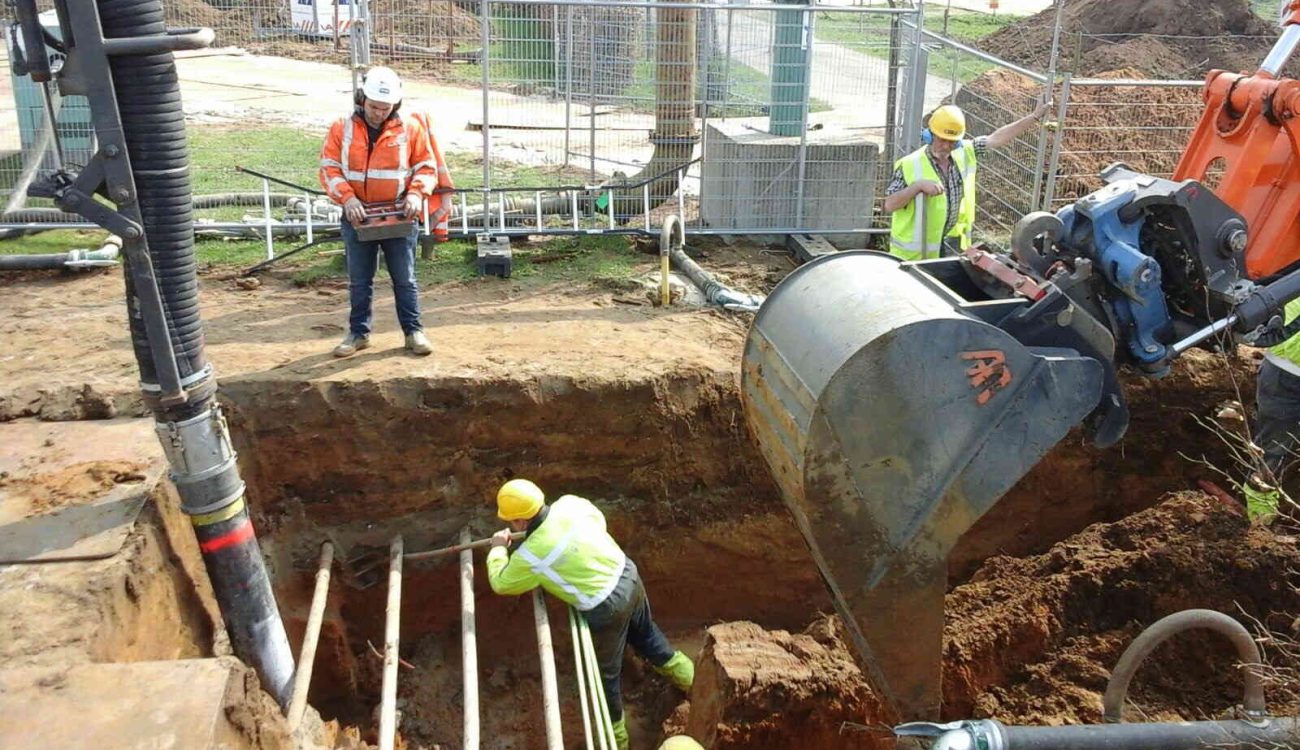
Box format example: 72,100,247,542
895,719,1005,750
154,402,246,515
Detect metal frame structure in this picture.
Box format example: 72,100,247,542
0,3,1238,247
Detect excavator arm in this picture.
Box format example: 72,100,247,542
741,7,1300,724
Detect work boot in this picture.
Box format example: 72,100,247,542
653,651,695,692
1243,479,1281,524
611,717,629,750
405,330,432,356
332,332,369,358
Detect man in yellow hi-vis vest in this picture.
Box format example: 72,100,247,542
883,101,1052,260
487,479,695,750
1245,299,1300,522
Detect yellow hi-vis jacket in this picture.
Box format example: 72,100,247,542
1268,298,1300,368
889,143,978,260
486,495,627,611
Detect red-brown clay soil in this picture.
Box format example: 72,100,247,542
955,67,1205,214
1,237,1291,748
675,494,1300,749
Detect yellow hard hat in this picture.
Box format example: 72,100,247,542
497,479,545,521
929,105,966,141
659,738,704,750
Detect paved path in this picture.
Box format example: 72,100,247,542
724,11,955,129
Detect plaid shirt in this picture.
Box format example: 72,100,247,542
886,136,989,238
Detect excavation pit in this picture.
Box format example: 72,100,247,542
2,249,1299,748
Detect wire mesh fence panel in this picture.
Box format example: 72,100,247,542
1,11,96,219
912,33,1048,245
699,4,909,232
1046,79,1204,211
799,8,913,230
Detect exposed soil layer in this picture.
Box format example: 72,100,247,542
0,421,220,670
0,243,1287,748
674,494,1300,749
980,0,1280,78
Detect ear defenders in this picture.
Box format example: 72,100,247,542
921,127,933,145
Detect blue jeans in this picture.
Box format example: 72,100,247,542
341,221,421,336
584,558,675,723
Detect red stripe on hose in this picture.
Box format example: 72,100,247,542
200,520,254,554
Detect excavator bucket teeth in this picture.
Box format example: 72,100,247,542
741,251,1106,721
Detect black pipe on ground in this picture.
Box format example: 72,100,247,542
999,718,1300,750
900,717,1300,750
97,0,294,705
0,235,121,271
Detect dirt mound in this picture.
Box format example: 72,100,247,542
980,0,1277,77
680,494,1300,739
951,491,1300,722
681,619,884,749
956,67,1203,203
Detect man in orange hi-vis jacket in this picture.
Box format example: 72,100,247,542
408,111,455,242
319,66,443,358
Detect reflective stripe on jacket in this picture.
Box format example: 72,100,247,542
1267,298,1300,370
407,111,455,240
486,495,628,611
318,111,439,205
889,143,977,260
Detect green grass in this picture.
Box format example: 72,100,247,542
813,9,1024,84
0,228,109,254
177,125,605,282
1250,0,1279,21
3,125,643,288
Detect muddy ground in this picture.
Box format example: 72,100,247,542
2,232,1296,748
674,493,1300,749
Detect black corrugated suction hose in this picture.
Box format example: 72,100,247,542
99,0,207,407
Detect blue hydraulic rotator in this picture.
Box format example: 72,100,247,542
1057,183,1174,375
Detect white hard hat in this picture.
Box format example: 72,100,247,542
362,66,403,104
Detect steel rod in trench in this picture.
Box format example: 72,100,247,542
461,528,481,750
580,613,617,750
534,591,565,749
287,541,334,733
568,606,596,750
378,536,403,750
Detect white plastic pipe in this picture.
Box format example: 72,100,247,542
379,536,403,750
460,528,480,750
534,591,565,750
287,541,334,733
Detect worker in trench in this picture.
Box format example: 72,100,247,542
882,99,1053,260
1245,298,1300,522
318,65,453,359
486,478,695,750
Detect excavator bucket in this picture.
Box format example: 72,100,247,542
740,251,1107,721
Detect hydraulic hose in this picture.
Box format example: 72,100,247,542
98,0,293,706
660,215,764,312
